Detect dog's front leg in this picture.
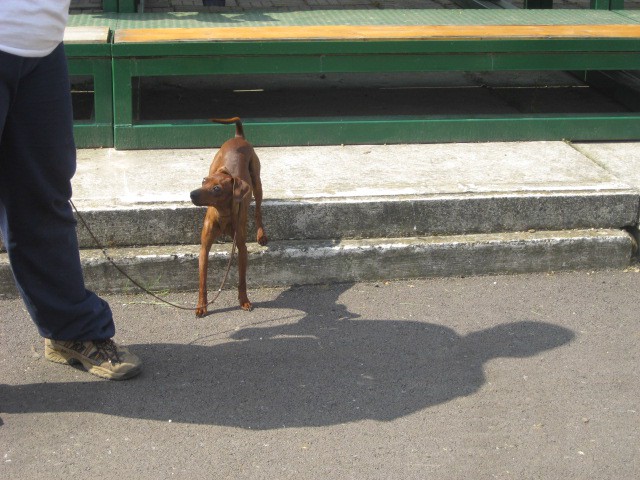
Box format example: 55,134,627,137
196,242,212,317
196,210,218,317
236,240,252,311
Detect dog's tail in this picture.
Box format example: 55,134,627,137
210,117,244,139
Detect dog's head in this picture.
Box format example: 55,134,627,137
190,167,251,207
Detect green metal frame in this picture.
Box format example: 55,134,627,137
453,0,640,149
103,0,118,12
112,35,640,149
590,0,625,10
65,42,114,148
112,115,640,149
117,1,138,13
103,0,137,12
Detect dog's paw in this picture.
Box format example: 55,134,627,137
257,229,268,246
195,306,208,318
240,301,253,311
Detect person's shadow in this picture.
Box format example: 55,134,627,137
1,284,574,429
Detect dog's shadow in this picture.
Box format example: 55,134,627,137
2,284,574,429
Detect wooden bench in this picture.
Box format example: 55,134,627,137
64,24,114,148
108,10,640,149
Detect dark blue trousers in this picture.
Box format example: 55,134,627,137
0,44,114,340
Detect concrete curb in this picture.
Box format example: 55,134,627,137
1,228,633,298
70,191,640,249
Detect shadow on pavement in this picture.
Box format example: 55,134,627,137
1,284,574,429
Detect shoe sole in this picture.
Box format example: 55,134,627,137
45,346,142,381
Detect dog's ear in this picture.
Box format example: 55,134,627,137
217,166,231,176
233,178,251,203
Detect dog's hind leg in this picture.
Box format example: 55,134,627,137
249,154,268,246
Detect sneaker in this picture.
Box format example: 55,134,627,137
44,338,142,380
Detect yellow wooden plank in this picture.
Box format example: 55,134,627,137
114,24,640,43
64,26,110,44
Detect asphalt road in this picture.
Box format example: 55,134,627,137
1,269,639,479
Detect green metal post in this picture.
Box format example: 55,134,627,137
102,0,118,12
67,59,114,147
590,0,624,9
118,0,138,13
112,58,136,149
65,38,114,148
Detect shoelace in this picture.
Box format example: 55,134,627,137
94,339,122,365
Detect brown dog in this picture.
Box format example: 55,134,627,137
190,118,267,317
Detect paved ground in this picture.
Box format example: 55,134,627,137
3,3,639,478
1,269,639,479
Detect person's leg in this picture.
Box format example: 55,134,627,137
0,45,115,341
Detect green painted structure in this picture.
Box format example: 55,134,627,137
66,8,640,149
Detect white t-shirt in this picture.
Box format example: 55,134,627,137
0,1,71,57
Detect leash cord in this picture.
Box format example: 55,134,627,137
69,199,238,312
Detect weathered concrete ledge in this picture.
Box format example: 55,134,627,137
70,191,639,249
1,141,638,296
0,229,634,298
64,141,640,250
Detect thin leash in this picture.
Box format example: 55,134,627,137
69,199,239,312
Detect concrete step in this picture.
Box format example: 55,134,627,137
67,141,638,247
1,141,638,298
1,229,634,298
71,191,639,248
